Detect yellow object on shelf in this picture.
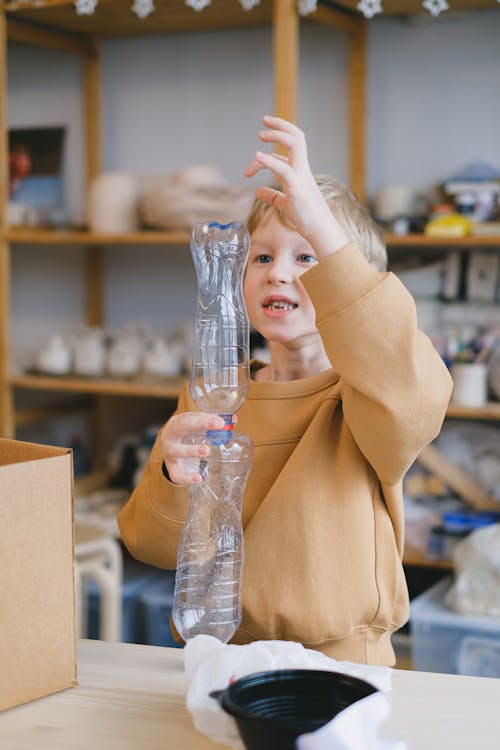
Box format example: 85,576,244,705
424,213,472,237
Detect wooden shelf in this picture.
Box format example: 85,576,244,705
6,227,190,246
10,372,500,418
3,0,497,40
14,394,91,426
10,373,184,399
403,546,453,570
446,402,500,420
385,233,500,248
4,0,275,38
5,228,500,248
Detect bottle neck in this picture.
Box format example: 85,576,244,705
205,414,234,445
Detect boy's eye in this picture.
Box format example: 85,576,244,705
256,254,272,263
298,253,316,263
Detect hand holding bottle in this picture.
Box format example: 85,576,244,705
160,412,227,485
244,114,349,258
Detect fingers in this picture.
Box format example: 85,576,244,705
253,151,294,184
243,154,288,183
272,153,290,164
166,441,210,461
243,151,289,178
259,115,307,160
255,185,285,209
245,115,329,245
262,114,302,136
162,435,208,485
163,412,225,440
259,128,296,153
244,114,308,185
243,158,265,178
160,412,234,486
167,460,205,486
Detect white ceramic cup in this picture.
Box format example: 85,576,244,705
87,173,139,233
450,363,488,407
373,185,420,221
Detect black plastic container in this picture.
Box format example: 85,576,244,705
211,668,378,750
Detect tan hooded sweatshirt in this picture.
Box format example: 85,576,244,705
118,243,453,665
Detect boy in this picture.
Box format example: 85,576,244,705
118,115,452,665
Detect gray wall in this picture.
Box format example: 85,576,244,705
368,11,500,194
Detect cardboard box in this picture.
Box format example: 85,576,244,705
0,439,76,711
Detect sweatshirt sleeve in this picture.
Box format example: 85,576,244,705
301,243,453,485
117,384,192,569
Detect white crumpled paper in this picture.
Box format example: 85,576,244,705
296,692,406,750
184,635,406,750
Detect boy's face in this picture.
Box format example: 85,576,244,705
244,215,319,345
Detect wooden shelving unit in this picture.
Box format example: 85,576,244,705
0,0,369,440
389,232,500,568
1,0,499,572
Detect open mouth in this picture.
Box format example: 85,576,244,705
263,301,298,311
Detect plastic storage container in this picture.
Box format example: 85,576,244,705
140,571,181,648
410,577,500,676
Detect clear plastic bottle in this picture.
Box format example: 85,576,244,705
172,421,252,643
189,221,250,414
172,220,252,643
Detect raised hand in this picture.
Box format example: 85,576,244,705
244,115,348,255
160,412,226,485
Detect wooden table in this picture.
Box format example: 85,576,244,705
1,639,500,749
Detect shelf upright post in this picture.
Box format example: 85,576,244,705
0,7,14,438
272,0,299,127
347,17,366,203
84,36,103,327
309,5,367,202
83,36,106,469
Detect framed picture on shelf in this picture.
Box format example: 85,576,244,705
8,125,66,227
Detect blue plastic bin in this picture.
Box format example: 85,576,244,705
140,571,181,648
85,558,161,643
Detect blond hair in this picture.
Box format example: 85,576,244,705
247,174,387,272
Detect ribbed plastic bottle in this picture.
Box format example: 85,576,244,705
172,221,252,643
188,220,250,414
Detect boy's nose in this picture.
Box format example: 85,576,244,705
265,259,293,284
